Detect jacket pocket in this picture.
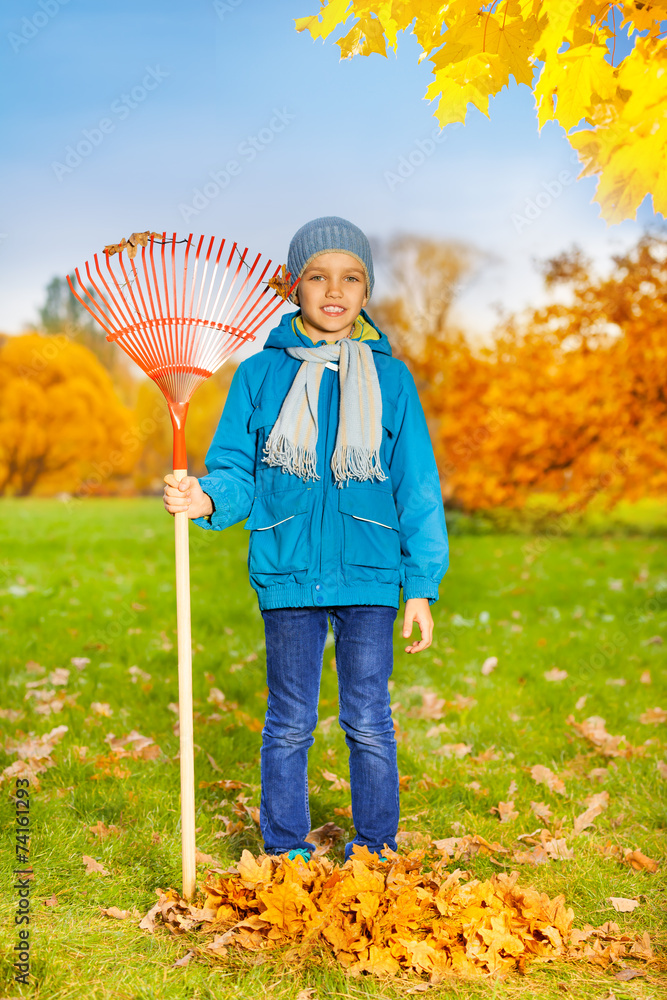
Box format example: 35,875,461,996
244,488,312,574
338,487,401,569
247,396,283,434
381,397,398,438
249,397,288,482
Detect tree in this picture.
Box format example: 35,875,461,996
0,334,137,496
295,2,667,222
370,234,485,362
408,229,667,512
33,276,134,398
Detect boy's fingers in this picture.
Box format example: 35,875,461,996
405,640,431,653
165,504,190,515
163,474,197,492
403,615,433,652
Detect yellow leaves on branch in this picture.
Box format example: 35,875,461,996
143,849,654,980
567,32,667,222
295,1,667,221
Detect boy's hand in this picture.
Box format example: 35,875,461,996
402,598,434,653
163,475,213,519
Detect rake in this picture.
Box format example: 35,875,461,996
67,232,297,899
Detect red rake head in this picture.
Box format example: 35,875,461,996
67,232,298,469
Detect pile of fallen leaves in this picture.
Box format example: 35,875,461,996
139,848,654,982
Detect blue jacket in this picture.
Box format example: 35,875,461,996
193,309,449,611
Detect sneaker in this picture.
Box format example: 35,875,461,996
286,848,311,862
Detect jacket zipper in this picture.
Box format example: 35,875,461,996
256,515,295,530
352,514,395,530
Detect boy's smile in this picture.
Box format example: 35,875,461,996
295,251,368,343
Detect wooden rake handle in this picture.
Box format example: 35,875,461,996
173,467,196,901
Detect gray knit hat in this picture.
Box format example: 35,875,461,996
286,216,374,305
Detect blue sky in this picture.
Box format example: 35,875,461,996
0,0,662,352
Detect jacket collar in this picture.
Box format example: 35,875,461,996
262,308,393,357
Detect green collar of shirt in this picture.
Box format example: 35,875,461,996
292,312,380,344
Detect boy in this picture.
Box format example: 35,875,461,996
163,216,449,863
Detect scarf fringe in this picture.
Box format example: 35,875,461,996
331,445,388,488
264,340,388,487
262,435,321,481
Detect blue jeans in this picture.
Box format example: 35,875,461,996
259,604,400,862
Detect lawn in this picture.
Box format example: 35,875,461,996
0,498,665,1000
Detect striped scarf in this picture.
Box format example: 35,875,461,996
261,325,388,488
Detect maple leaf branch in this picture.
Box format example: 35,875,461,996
611,4,616,66
590,2,617,52
482,2,500,52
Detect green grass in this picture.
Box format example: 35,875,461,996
0,498,666,1000
447,495,667,537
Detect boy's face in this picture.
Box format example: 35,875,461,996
295,252,368,343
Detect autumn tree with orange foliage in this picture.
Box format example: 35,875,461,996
0,334,137,496
36,275,135,399
377,231,667,513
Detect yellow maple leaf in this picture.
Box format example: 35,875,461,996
360,943,401,975
294,0,353,41
237,850,273,887
426,52,510,126
619,0,667,38
569,34,667,222
337,15,388,57
479,2,541,87
345,859,386,896
534,41,617,131
257,880,313,932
